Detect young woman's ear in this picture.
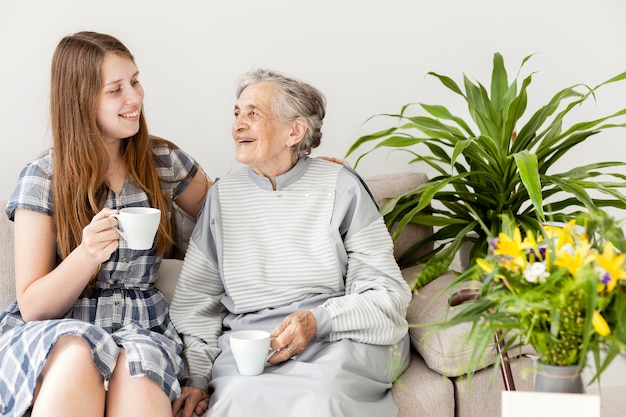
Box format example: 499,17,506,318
287,117,308,147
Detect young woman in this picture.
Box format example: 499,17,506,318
0,31,211,417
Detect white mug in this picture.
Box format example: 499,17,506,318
110,207,161,250
230,330,273,376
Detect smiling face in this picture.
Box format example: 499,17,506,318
232,82,304,178
96,53,144,143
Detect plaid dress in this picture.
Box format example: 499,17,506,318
0,144,199,417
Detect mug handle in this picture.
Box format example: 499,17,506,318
109,214,126,241
266,337,280,361
267,348,279,361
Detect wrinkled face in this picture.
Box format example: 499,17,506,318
96,53,144,143
232,82,299,176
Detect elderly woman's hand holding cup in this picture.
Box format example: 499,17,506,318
267,310,317,364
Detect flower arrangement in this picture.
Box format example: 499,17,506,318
444,210,626,382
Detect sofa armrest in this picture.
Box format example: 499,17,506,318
0,201,15,311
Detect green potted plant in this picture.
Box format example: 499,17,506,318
346,53,626,289
442,209,626,389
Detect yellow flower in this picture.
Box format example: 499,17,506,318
476,258,516,292
542,220,578,250
493,228,527,271
476,258,494,273
594,242,626,292
592,310,611,337
553,239,593,276
523,230,541,261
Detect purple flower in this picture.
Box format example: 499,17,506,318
527,247,546,261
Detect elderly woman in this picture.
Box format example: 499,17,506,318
170,69,411,417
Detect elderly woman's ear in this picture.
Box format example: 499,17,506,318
287,117,308,148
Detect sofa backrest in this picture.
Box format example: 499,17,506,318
363,172,433,263
0,171,433,310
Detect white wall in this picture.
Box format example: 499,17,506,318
2,0,626,200
1,0,626,388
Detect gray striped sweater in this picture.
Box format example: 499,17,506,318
170,156,411,390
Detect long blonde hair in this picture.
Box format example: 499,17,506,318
50,32,174,282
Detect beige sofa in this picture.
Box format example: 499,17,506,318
0,172,533,417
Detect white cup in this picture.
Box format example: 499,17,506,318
230,330,273,376
110,207,161,250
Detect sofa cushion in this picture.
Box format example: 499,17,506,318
405,269,533,377
406,269,487,377
156,259,184,303
392,349,455,417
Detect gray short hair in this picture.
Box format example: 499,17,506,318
235,69,325,156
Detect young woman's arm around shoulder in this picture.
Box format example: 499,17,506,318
174,167,212,219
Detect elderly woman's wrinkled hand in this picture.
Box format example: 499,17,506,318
268,310,317,364
172,386,210,417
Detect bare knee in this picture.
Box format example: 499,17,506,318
109,348,129,382
32,336,105,416
40,335,102,382
107,349,172,417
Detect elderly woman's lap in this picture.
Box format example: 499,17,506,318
206,336,410,417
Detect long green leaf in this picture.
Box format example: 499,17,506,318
515,87,583,148
555,161,626,179
414,222,478,289
420,103,475,136
594,69,626,88
548,108,626,146
346,127,398,157
513,151,543,220
504,74,532,145
405,116,465,139
427,71,465,97
544,176,597,210
490,52,508,112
